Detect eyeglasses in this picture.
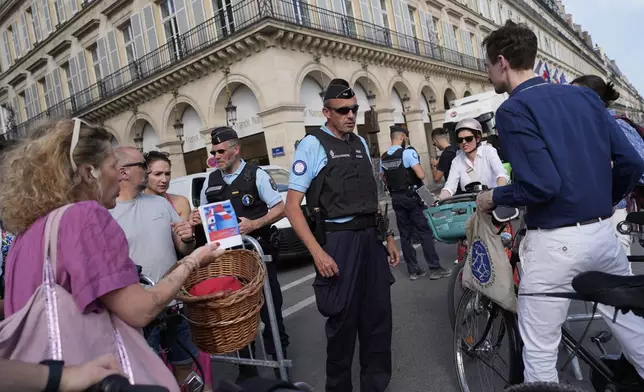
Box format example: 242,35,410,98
326,105,359,115
70,117,93,172
457,136,475,144
210,144,237,156
122,161,148,170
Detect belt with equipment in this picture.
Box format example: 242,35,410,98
325,214,378,232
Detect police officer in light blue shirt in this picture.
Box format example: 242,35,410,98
380,126,447,281
196,127,289,381
285,78,400,392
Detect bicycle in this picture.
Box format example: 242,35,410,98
453,211,644,392
423,182,517,329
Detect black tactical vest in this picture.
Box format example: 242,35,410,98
204,163,270,239
306,128,378,220
380,147,423,193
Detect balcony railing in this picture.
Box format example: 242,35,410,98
5,0,486,140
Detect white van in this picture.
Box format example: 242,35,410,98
443,90,509,138
167,165,309,261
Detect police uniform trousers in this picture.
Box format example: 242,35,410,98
313,227,393,392
238,237,290,379
391,193,442,275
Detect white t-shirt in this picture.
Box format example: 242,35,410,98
442,144,509,195
110,193,181,283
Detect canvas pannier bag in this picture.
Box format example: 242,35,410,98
462,210,517,312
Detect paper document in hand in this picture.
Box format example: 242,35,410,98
199,200,243,249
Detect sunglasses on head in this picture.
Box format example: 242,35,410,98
122,161,148,169
326,105,359,115
144,151,170,159
457,136,475,144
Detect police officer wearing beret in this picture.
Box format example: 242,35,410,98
196,127,289,380
284,78,401,392
380,126,449,281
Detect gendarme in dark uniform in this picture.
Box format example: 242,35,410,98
380,126,448,280
197,127,289,380
285,79,400,392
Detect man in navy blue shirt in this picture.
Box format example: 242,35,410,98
477,21,644,383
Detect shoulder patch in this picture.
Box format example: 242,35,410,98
269,177,278,191
412,151,419,160
292,160,307,176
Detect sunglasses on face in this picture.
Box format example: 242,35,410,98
457,136,475,144
210,144,237,156
122,161,148,169
326,105,360,115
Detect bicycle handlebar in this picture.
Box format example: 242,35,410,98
84,375,169,392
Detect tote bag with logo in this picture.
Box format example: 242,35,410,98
0,205,179,391
462,210,517,312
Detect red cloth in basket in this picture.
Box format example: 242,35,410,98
188,276,243,297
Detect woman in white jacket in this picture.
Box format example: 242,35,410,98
439,118,509,199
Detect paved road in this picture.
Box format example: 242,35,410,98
210,205,641,392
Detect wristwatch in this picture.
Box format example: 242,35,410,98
386,229,395,239
39,360,64,392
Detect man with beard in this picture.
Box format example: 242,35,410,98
285,78,400,392
110,147,201,387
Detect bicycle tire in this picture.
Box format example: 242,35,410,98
504,382,589,392
454,290,524,391
448,261,466,330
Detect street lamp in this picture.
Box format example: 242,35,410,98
134,133,144,152
225,99,237,126
172,90,184,142
367,91,376,109
401,94,411,112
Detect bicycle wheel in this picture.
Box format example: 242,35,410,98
448,261,466,330
454,290,523,392
504,382,589,392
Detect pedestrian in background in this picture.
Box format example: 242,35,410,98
431,127,458,184
571,75,644,256
381,125,448,281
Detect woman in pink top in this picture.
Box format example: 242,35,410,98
0,119,223,387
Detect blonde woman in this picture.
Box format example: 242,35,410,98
0,119,223,390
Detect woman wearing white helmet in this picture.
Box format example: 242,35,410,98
439,118,509,200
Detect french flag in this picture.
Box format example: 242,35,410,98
542,63,551,83
534,60,543,77
552,69,560,84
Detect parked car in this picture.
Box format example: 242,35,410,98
167,165,310,261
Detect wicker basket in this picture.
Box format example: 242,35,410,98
174,249,266,354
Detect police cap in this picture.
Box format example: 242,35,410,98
210,126,238,145
390,125,409,136
323,78,356,100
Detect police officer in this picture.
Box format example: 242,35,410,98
380,126,450,281
284,78,401,392
197,127,289,380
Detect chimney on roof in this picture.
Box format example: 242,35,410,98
573,23,582,34
564,14,573,27
582,31,593,47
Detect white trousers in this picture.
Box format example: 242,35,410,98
518,219,644,383
610,208,632,256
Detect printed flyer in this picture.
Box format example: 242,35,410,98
199,200,243,249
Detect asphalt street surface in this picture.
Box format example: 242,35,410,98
209,204,643,392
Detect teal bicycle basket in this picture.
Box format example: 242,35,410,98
424,200,477,244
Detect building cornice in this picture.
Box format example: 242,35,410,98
79,21,488,123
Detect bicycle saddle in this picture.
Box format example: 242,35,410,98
626,211,644,225
572,271,644,317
